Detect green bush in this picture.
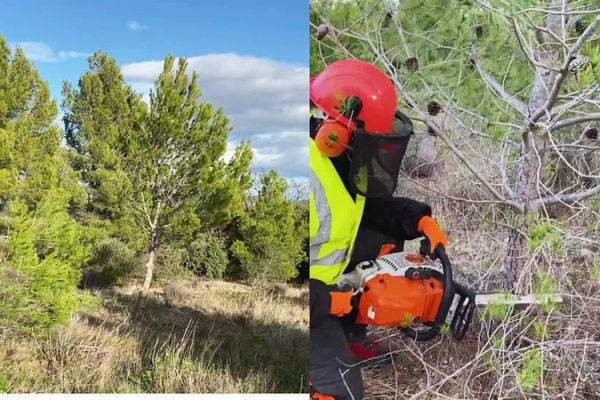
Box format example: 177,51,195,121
0,190,90,332
527,218,565,254
231,239,299,282
0,373,10,393
481,292,515,321
591,257,600,281
87,238,142,284
153,245,193,284
533,271,559,313
229,171,304,282
184,234,228,279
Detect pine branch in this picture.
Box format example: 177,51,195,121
533,184,600,208
549,113,600,131
528,15,600,125
328,22,525,213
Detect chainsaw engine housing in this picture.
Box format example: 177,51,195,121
338,251,475,341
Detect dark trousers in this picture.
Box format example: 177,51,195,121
310,229,401,399
310,315,363,400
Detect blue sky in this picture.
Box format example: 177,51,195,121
0,0,308,182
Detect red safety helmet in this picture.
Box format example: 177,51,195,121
311,60,413,198
310,59,398,156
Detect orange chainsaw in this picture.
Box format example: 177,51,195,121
338,241,475,341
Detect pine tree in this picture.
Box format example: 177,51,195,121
62,51,146,251
230,171,304,282
65,53,253,287
122,55,252,289
310,0,600,292
0,36,89,331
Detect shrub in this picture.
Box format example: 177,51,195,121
481,292,515,321
0,373,10,393
517,349,543,391
533,271,558,313
153,245,193,284
229,171,304,282
527,217,565,254
591,257,600,280
183,234,228,279
87,238,143,285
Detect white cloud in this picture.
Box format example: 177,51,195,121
127,20,148,31
13,41,89,63
121,53,308,180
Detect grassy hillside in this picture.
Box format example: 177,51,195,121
0,280,308,393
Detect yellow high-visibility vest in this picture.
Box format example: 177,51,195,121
309,138,365,284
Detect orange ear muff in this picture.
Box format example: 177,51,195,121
314,119,350,157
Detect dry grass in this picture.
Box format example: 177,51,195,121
0,280,308,393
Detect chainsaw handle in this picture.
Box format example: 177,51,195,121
433,245,455,328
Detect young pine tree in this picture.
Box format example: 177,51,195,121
65,53,253,287
231,171,305,282
62,51,147,252
0,36,89,331
127,55,252,289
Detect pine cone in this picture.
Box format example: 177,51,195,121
568,54,589,73
575,20,586,35
583,177,595,188
427,101,442,116
406,57,419,72
317,24,329,40
584,128,598,140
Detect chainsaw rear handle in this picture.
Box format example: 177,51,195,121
401,241,455,341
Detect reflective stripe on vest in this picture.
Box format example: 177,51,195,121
309,138,365,284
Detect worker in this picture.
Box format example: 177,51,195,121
309,59,448,400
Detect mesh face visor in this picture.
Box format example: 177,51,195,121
349,111,413,198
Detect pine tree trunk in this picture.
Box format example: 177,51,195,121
503,143,536,292
142,229,158,290
502,3,561,292
504,219,530,291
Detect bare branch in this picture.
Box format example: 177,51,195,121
340,29,526,212
471,58,529,116
549,113,600,131
506,11,562,73
312,20,354,59
523,13,568,49
571,15,600,54
516,7,600,16
565,14,585,34
552,83,600,116
401,171,516,207
533,184,600,208
427,124,524,212
528,15,600,124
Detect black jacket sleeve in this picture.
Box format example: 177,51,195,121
360,197,432,242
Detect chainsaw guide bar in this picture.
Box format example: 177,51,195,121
473,293,563,306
